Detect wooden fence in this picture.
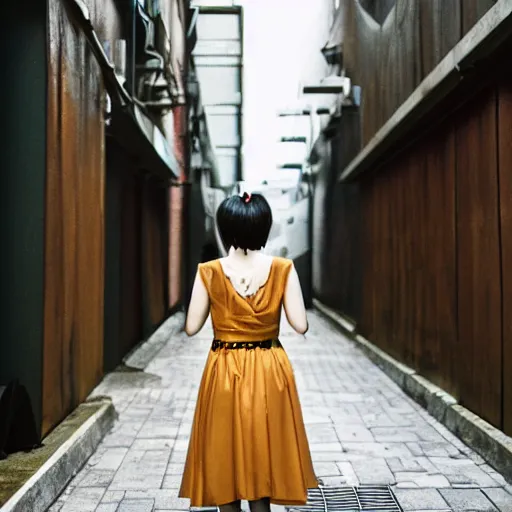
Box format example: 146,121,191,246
315,0,511,435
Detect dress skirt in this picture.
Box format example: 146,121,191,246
179,340,318,507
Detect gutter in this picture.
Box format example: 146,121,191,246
338,0,512,183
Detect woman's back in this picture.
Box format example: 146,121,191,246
199,254,292,342
186,250,308,337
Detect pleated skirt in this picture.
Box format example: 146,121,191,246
179,341,318,507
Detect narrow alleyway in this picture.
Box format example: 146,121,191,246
49,313,512,512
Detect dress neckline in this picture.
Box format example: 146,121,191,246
216,257,276,300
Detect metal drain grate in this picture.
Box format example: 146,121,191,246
286,485,402,512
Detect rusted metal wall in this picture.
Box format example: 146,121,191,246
342,0,496,145
43,0,106,435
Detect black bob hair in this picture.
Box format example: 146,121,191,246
216,192,273,253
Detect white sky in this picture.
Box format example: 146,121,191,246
240,0,333,183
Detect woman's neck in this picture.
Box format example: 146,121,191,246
228,247,261,261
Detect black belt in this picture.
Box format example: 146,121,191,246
211,339,281,352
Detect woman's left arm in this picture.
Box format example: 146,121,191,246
185,270,210,336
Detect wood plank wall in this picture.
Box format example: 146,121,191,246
498,79,512,434
317,0,510,434
349,83,511,433
342,0,497,146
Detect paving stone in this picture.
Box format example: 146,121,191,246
334,424,374,442
306,425,339,443
109,473,165,490
310,442,343,452
312,461,340,476
341,441,413,458
165,463,185,475
336,462,359,486
394,489,449,510
386,457,425,473
77,470,116,487
102,433,136,448
131,438,175,451
138,421,179,439
352,458,395,484
440,489,499,511
48,501,64,511
407,442,425,456
53,312,512,512
162,474,183,489
102,490,125,503
394,472,451,488
482,488,512,512
60,487,105,512
96,505,119,512
118,499,155,512
371,427,419,442
430,458,500,487
91,448,129,471
418,441,461,457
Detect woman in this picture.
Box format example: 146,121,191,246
179,192,318,512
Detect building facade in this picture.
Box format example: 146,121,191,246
0,0,203,439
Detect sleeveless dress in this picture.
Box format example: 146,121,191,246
179,257,318,507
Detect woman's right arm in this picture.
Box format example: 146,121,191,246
283,264,308,335
185,270,210,336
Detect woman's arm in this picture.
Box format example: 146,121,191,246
283,264,308,335
185,270,210,336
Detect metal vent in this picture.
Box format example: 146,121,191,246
287,485,402,512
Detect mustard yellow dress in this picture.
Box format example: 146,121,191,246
179,257,318,507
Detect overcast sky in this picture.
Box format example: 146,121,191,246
240,0,333,183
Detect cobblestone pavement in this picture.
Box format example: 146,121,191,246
50,312,512,512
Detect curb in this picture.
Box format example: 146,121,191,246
2,398,117,512
313,299,512,485
123,311,185,371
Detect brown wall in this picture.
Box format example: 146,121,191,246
342,0,496,146
499,81,512,434
43,0,106,436
142,180,168,332
316,0,510,434
354,82,511,434
169,105,188,309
